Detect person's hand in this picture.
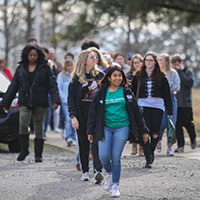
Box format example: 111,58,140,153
3,107,8,114
72,117,79,130
179,63,184,70
88,134,93,143
143,133,149,144
89,81,97,90
52,103,59,110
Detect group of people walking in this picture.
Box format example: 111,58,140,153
1,38,197,198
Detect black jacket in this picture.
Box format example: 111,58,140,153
131,73,173,115
2,61,60,109
176,67,194,108
68,72,104,123
87,86,149,141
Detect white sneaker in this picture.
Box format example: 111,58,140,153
104,173,112,191
72,140,77,146
167,146,174,156
61,129,66,138
81,172,89,181
111,184,120,198
54,128,60,133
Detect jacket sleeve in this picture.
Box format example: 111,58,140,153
47,66,61,105
177,68,194,89
163,78,173,115
87,93,99,136
2,67,20,109
170,70,180,94
131,93,149,135
130,75,137,95
68,80,78,118
57,74,69,103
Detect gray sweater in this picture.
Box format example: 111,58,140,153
176,67,194,108
166,69,180,95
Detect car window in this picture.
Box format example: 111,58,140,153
0,72,10,93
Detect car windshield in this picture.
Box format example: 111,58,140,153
0,72,10,93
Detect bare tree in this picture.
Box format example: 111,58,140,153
0,0,19,63
21,0,34,43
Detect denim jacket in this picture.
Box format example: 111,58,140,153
57,72,71,104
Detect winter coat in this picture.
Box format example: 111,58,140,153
176,67,194,108
87,86,149,141
2,61,60,109
68,72,104,125
131,73,173,115
57,72,71,104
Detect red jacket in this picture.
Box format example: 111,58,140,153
4,68,12,81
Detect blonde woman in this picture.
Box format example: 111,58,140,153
88,47,109,72
57,59,76,146
157,53,180,155
68,49,104,182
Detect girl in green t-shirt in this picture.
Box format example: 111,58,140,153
88,66,149,198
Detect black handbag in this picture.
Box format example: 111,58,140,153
167,115,176,144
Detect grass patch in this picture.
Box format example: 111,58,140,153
0,140,74,154
192,88,200,136
193,88,200,136
29,139,75,154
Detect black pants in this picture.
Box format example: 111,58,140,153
176,107,196,148
141,107,163,162
77,121,102,173
77,128,90,173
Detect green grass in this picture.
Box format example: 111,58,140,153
193,88,200,136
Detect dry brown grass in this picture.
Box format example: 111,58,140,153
193,88,200,135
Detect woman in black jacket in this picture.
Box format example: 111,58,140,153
131,51,173,168
87,66,149,198
127,53,144,156
2,45,60,162
68,49,105,183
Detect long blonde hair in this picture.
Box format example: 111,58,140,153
160,53,172,71
60,59,74,75
70,49,100,84
160,53,172,79
88,47,109,68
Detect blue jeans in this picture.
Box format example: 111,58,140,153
43,94,52,137
98,126,129,185
159,95,177,144
62,103,75,141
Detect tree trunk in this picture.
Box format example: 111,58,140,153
25,0,33,42
3,0,9,63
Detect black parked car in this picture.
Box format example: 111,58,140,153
0,72,20,152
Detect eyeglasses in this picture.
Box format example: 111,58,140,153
133,62,140,65
145,59,154,62
89,56,99,60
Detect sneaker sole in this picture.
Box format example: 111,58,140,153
81,178,89,181
104,187,112,191
111,193,120,198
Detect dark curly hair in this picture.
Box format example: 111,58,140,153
21,45,45,66
81,39,100,50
